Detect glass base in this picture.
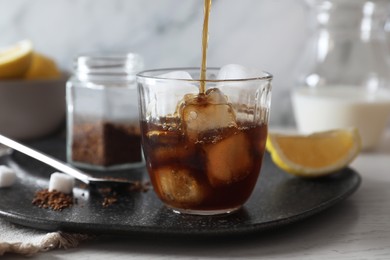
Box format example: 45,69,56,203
68,159,145,171
167,205,242,216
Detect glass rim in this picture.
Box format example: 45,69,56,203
136,67,273,83
74,52,144,76
75,52,143,62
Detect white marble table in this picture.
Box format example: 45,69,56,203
4,132,390,260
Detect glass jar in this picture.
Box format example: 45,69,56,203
292,0,390,149
66,53,144,170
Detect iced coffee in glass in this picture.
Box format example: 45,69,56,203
137,67,272,215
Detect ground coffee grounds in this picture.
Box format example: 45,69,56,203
71,122,142,167
32,189,74,211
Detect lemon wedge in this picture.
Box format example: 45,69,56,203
24,52,61,80
266,128,361,177
0,40,33,79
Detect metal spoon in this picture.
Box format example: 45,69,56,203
0,134,137,187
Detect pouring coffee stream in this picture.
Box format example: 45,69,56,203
199,0,212,94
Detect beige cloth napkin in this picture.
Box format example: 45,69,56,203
0,217,90,256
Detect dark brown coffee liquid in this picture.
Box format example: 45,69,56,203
141,120,267,211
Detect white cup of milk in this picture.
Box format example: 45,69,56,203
292,85,390,150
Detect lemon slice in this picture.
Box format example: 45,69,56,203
266,128,361,177
0,40,33,79
24,52,61,80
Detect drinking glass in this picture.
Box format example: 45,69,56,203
137,68,272,215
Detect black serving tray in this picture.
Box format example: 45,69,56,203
0,136,361,236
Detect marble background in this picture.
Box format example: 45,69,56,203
1,0,310,126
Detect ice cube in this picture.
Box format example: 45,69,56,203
153,145,195,165
205,132,252,187
0,165,16,188
158,71,193,80
147,130,195,162
217,64,260,80
178,88,238,142
146,130,182,145
155,167,205,205
146,71,198,119
216,64,262,97
206,88,230,104
49,172,75,194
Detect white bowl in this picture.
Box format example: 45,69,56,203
0,75,67,140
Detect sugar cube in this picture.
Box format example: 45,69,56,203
0,165,16,188
49,172,75,194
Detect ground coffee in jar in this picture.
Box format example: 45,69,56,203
66,54,144,170
71,121,142,167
